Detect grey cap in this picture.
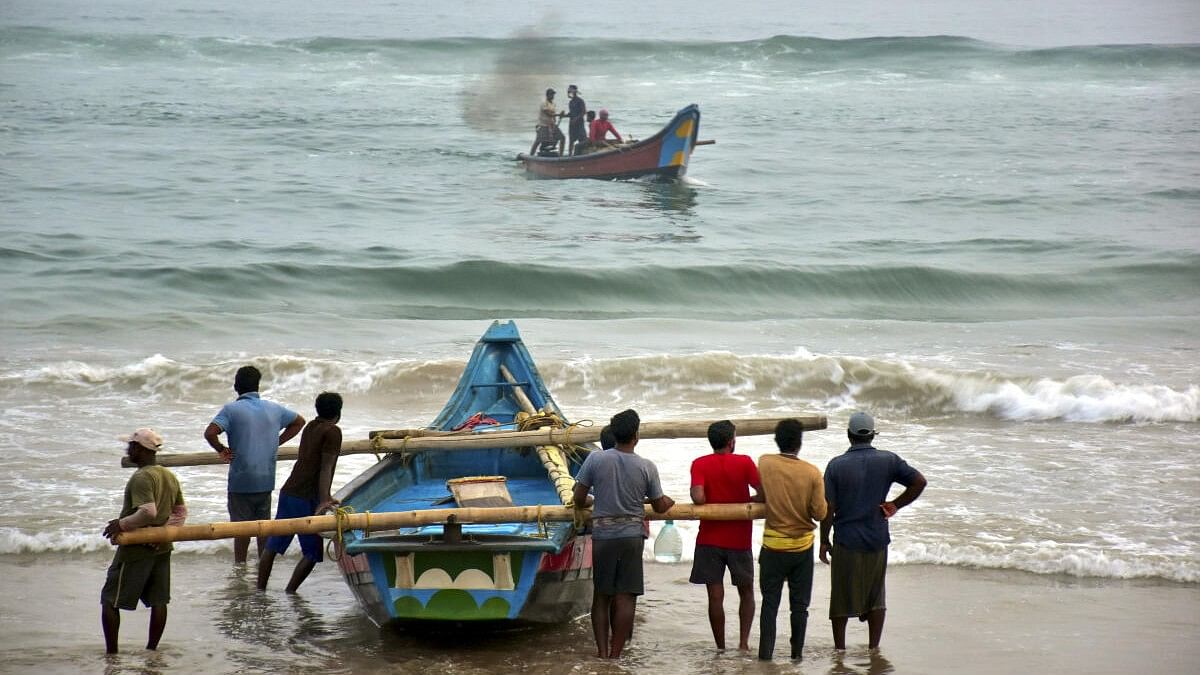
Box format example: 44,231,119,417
848,411,875,435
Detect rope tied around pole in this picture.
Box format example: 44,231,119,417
370,434,384,462
535,504,548,539
332,505,373,554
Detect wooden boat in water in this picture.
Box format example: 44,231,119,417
518,104,702,180
332,321,594,626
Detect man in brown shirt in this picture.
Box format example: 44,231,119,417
257,392,343,593
756,418,827,661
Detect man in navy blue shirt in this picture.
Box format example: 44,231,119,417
819,412,926,650
565,84,587,156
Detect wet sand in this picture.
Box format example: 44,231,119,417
2,552,1196,674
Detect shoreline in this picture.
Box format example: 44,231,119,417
2,552,1196,674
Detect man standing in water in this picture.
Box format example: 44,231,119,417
101,428,187,654
820,412,926,650
756,418,826,661
258,391,343,593
689,420,762,652
205,365,305,563
573,409,675,659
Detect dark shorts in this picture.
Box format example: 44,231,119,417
828,543,887,618
228,490,272,522
689,544,755,587
266,492,324,562
592,536,645,596
536,125,565,144
101,553,171,610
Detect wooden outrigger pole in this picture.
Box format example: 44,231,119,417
122,414,827,468
114,502,765,546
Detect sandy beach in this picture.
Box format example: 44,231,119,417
3,551,1195,674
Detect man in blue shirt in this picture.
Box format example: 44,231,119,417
819,412,926,651
205,365,304,563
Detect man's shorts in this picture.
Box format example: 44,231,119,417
828,543,887,618
101,552,171,610
265,492,324,562
592,536,645,596
228,490,272,522
689,544,755,586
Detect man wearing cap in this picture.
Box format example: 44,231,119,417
531,87,565,156
204,365,305,563
565,84,587,155
819,412,926,651
101,428,187,654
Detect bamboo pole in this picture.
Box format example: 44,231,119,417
371,415,827,441
125,414,827,468
114,502,765,546
498,364,537,415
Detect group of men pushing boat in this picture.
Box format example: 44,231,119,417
531,84,624,157
100,365,927,663
573,409,926,661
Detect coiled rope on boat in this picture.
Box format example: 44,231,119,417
516,411,593,507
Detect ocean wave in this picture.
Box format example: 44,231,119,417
0,527,227,555
892,541,1198,583
6,257,1199,324
5,26,1197,73
2,527,1191,582
6,351,1197,424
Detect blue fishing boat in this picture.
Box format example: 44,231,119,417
332,321,594,626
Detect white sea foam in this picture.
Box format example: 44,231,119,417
943,374,1200,423
891,540,1199,583
10,351,1197,424
0,527,229,555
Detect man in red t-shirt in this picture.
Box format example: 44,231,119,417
690,420,762,651
589,108,623,147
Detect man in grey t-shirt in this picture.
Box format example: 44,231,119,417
573,409,675,659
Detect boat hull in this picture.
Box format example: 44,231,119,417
519,104,700,180
332,321,594,627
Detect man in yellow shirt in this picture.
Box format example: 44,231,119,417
756,418,827,661
530,87,565,156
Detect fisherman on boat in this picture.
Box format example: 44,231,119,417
565,84,587,156
531,87,565,156
589,108,623,149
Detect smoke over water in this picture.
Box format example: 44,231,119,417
461,15,565,133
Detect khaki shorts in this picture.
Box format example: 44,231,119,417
101,552,171,610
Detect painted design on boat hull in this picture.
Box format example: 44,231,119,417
332,321,596,627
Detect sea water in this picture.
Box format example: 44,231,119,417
1,0,1197,671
